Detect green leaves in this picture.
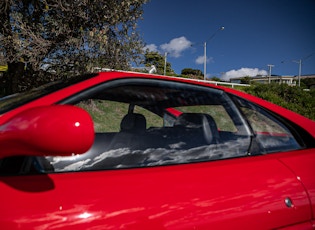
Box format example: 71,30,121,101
180,68,203,79
143,51,175,75
0,0,149,94
244,84,315,120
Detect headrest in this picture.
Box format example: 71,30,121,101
175,113,208,128
175,113,219,144
120,113,146,133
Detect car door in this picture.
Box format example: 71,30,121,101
0,151,312,230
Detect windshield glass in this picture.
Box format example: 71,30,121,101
0,73,97,114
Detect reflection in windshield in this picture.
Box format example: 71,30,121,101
0,73,97,114
0,90,48,114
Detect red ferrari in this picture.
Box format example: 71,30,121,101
0,71,314,229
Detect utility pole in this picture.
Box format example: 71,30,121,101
282,52,314,87
267,64,274,84
293,59,302,87
164,52,167,75
204,41,207,80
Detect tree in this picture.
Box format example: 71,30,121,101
240,76,251,84
209,77,221,82
143,51,174,75
301,78,315,89
0,0,148,95
181,68,203,79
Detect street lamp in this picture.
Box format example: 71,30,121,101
203,26,224,80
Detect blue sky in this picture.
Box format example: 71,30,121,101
138,0,315,80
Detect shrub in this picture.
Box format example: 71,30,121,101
243,84,315,120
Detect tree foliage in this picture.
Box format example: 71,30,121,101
240,76,251,84
301,78,315,89
209,77,221,82
181,68,203,79
0,0,148,95
143,51,174,75
244,84,315,120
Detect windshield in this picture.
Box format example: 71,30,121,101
0,73,97,114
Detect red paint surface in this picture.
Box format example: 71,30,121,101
0,151,314,229
0,105,94,158
0,71,314,229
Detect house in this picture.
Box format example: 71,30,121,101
230,74,315,86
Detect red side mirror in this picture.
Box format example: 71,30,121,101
0,105,94,158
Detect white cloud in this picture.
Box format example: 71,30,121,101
221,68,267,81
160,36,192,58
144,44,158,52
195,55,213,65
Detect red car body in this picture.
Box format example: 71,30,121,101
0,71,314,229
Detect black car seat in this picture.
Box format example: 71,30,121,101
174,113,220,145
109,113,147,150
120,113,146,133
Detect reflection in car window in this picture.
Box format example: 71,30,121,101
38,79,252,173
0,74,97,114
231,96,301,154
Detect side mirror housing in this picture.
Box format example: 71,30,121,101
0,105,94,158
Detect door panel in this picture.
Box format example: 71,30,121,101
0,154,311,229
279,149,315,222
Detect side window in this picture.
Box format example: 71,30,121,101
232,96,301,153
241,107,287,134
76,100,128,132
134,105,163,128
176,105,237,132
76,101,164,132
40,81,253,173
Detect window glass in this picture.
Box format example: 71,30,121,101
14,79,252,174
134,105,163,128
163,112,176,127
232,96,301,154
77,100,129,132
76,101,164,132
38,80,252,173
0,74,97,114
241,107,287,134
176,105,237,132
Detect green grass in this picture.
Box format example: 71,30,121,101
76,83,315,134
77,100,129,132
174,105,237,132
